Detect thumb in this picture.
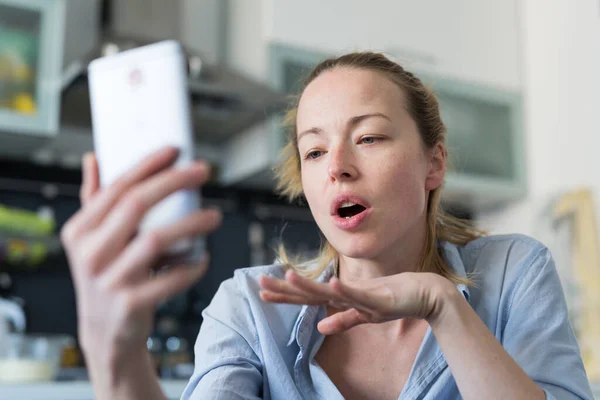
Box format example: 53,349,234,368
317,308,368,335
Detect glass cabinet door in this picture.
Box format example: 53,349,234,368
268,42,526,209
0,0,64,136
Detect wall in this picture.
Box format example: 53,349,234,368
225,0,600,243
224,0,525,194
225,0,272,83
227,0,521,90
477,0,600,242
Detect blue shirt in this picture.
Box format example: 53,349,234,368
181,234,593,399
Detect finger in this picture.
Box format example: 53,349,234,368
329,277,383,310
134,255,210,308
286,270,347,302
259,283,355,309
88,163,210,269
99,208,222,284
286,271,369,312
259,290,325,306
64,147,180,242
258,274,329,301
317,308,368,335
328,300,354,310
115,208,221,283
80,153,99,205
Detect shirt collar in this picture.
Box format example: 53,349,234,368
287,262,335,347
439,240,471,302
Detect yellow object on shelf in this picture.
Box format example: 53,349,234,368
553,188,600,380
11,92,37,115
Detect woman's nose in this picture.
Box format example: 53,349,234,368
328,146,357,182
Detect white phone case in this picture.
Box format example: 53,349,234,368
88,40,203,264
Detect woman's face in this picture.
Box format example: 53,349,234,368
297,68,445,262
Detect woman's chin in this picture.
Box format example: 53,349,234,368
331,236,384,260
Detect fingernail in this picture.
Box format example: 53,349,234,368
82,152,92,165
162,146,180,157
198,161,211,171
191,163,208,175
199,252,210,265
207,205,222,213
209,208,223,223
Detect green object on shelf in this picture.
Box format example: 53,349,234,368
0,205,55,236
28,242,47,266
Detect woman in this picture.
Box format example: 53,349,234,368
62,52,593,399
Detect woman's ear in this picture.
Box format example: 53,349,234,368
425,142,446,191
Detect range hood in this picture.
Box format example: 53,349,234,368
57,0,285,146
60,36,286,145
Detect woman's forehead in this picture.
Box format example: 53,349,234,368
297,68,407,126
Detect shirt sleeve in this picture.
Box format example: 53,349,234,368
181,274,263,400
502,247,594,400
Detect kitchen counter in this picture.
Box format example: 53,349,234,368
0,379,188,400
0,376,598,399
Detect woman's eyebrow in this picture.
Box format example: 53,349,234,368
297,127,323,142
347,112,392,128
298,113,391,142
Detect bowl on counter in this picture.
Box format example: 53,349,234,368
0,334,72,383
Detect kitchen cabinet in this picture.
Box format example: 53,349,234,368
429,73,526,210
266,0,521,91
0,0,99,136
251,43,526,211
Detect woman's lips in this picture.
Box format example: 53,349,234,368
332,207,371,230
330,193,370,216
329,193,372,230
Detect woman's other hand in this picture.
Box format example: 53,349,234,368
259,270,454,335
61,147,222,375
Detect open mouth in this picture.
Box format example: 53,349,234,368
337,202,367,219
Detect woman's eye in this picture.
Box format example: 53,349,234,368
305,150,323,160
360,136,379,144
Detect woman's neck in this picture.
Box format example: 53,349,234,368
337,228,427,282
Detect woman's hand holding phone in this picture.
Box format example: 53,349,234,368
61,147,221,397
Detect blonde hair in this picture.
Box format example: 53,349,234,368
273,52,485,285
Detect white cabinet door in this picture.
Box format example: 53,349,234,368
266,0,521,90
0,0,64,136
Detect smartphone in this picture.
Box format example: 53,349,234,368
88,40,204,265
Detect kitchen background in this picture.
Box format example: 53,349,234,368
0,0,599,399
